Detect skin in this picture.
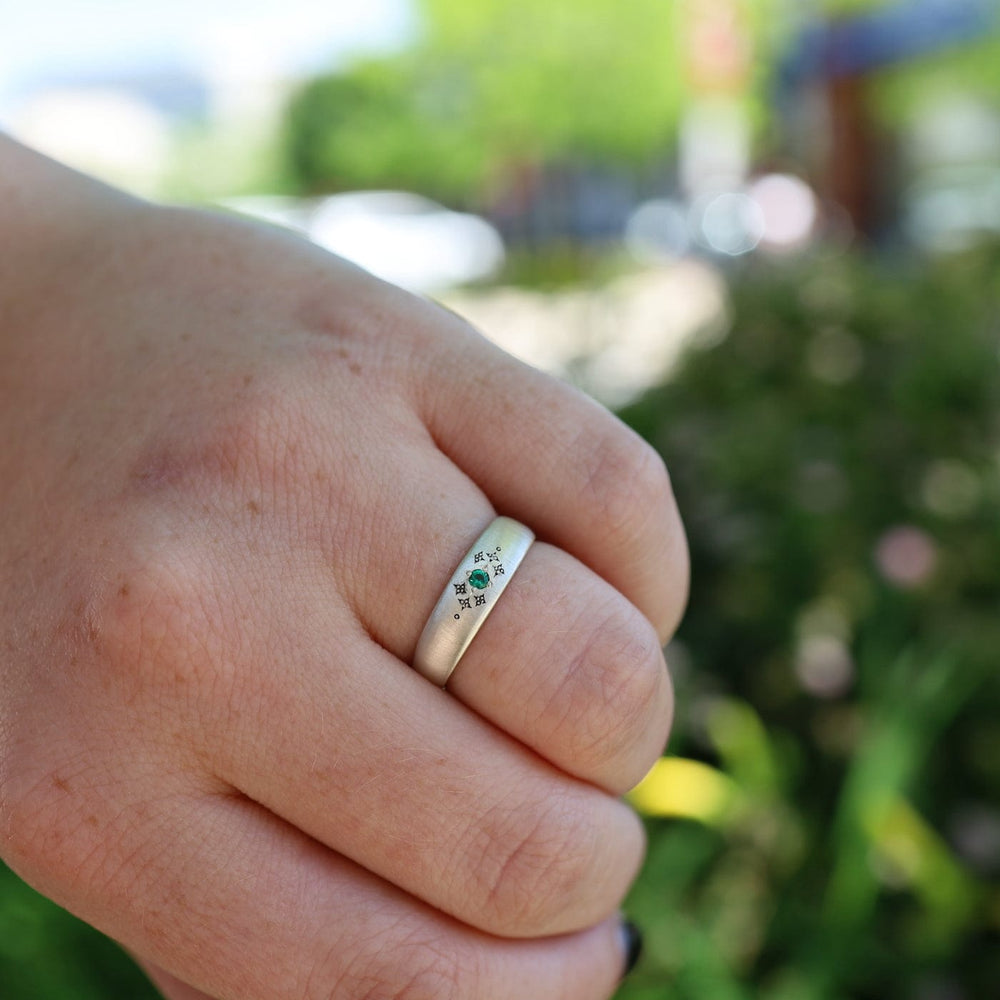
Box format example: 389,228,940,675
0,134,689,1000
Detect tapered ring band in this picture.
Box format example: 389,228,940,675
413,516,535,687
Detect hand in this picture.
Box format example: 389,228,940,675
0,137,688,999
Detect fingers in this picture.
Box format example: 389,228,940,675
121,428,655,939
296,427,671,794
410,312,689,643
32,783,633,1000
200,604,644,939
310,456,672,793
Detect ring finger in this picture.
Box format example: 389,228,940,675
331,440,673,794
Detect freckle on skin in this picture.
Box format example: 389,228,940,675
349,362,362,376
247,500,261,515
243,373,254,387
52,775,70,793
118,583,130,598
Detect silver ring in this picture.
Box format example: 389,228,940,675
413,516,534,687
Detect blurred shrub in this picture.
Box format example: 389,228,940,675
284,55,489,201
283,0,687,204
618,246,1000,999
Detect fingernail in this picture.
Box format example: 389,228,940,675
619,918,643,980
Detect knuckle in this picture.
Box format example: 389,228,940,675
471,791,600,936
582,430,671,550
38,532,239,756
95,540,223,701
319,930,470,1000
547,604,670,787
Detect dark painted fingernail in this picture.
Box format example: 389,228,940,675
619,919,643,980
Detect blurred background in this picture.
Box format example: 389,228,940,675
3,1,1000,997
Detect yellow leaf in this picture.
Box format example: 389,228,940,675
628,757,741,825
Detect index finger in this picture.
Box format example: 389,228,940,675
413,309,689,642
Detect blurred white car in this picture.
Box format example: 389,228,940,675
308,191,505,294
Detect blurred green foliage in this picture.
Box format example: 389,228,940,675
617,246,1000,999
417,0,686,161
284,53,489,200
284,0,688,201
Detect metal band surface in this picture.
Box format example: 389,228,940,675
413,516,534,687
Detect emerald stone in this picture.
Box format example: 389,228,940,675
468,569,490,590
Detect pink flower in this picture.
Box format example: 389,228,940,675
875,526,937,588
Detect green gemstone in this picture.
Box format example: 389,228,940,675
468,569,490,590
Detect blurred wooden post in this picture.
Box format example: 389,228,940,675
824,72,879,239
805,1,993,240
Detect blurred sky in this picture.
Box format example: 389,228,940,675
0,0,414,108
